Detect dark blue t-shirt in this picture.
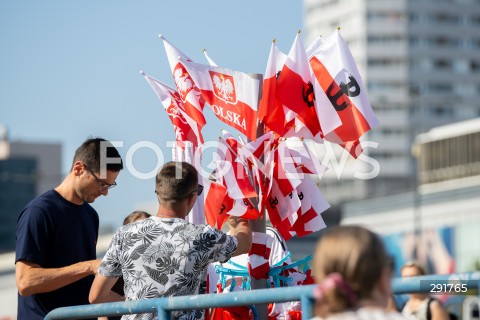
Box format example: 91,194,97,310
15,189,99,320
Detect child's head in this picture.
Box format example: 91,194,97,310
313,225,392,315
123,210,151,225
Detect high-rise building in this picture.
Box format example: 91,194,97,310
0,125,62,252
304,0,480,204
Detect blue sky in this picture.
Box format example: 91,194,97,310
0,1,303,229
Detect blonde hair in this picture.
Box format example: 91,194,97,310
313,225,390,316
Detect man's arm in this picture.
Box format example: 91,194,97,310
16,259,101,296
89,273,124,303
227,217,252,256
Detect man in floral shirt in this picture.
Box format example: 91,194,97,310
89,161,252,320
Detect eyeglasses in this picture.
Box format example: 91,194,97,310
84,165,117,190
184,184,204,199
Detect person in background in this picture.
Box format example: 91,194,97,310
89,161,252,320
15,137,124,320
400,261,450,320
207,226,295,320
311,225,404,320
111,210,152,298
122,210,151,226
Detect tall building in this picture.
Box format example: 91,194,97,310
342,118,480,275
304,0,480,204
0,125,62,252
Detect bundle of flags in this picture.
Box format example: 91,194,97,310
141,29,379,243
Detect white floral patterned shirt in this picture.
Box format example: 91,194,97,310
99,216,238,320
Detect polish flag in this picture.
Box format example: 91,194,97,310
216,160,257,200
236,132,277,213
141,72,203,148
273,144,302,197
283,137,328,175
306,36,325,59
182,59,261,140
257,40,289,136
276,33,322,138
228,198,260,219
240,131,275,163
220,129,242,161
309,30,379,154
290,175,329,237
265,178,294,241
160,35,207,128
210,137,256,201
248,232,273,279
203,180,233,230
282,117,324,143
171,141,195,163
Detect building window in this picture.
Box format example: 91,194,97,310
433,59,452,70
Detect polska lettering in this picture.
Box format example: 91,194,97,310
211,104,246,130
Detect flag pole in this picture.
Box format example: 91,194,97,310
247,72,269,319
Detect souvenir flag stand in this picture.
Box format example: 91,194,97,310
141,27,379,320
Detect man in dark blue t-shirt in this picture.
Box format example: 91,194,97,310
15,137,123,320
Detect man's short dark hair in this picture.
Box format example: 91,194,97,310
72,137,123,172
155,161,198,204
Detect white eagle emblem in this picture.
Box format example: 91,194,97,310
210,71,236,104
173,64,193,102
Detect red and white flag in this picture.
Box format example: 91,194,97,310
182,59,260,140
283,137,328,175
221,129,242,161
248,232,273,279
160,35,207,128
238,131,275,165
273,144,302,197
277,33,323,138
258,41,290,136
202,179,233,229
306,35,325,59
291,175,329,238
142,72,203,148
171,141,195,163
215,160,257,200
265,178,295,241
228,198,260,219
309,30,379,156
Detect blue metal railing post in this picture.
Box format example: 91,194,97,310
301,293,314,319
156,302,169,320
478,279,480,319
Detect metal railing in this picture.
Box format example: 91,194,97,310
44,272,480,320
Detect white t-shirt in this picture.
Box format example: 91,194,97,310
207,226,291,294
207,227,300,319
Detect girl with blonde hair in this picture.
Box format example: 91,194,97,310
311,225,404,320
